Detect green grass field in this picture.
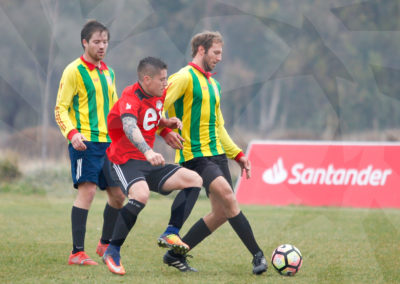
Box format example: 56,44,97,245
1,191,400,283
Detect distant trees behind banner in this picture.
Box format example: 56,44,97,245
1,0,400,159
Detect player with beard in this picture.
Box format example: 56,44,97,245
55,20,125,266
158,31,268,275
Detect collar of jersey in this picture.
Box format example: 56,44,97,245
136,82,152,98
188,62,216,79
80,55,108,71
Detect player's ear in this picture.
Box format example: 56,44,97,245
142,75,151,85
198,45,205,56
82,39,88,49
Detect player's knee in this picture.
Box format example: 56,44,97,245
218,185,234,200
112,193,125,208
77,182,97,199
177,169,202,188
220,189,239,210
190,172,203,188
128,186,149,204
107,187,125,208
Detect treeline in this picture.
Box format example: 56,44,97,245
1,0,400,151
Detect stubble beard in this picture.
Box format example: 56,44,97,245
202,57,213,72
88,49,105,63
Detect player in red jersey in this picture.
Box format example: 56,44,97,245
102,57,202,275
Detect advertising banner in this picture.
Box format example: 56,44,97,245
235,141,400,208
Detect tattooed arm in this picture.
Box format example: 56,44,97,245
122,115,165,166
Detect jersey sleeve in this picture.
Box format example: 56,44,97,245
217,106,242,160
54,66,78,139
163,71,190,112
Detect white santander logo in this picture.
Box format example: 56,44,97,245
262,158,288,184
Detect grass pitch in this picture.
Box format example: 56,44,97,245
1,192,400,283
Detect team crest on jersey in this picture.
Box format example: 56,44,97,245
156,100,163,110
126,103,131,110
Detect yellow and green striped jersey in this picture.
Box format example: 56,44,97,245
55,56,118,142
164,64,242,163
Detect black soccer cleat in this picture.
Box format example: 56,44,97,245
252,251,268,275
163,250,198,272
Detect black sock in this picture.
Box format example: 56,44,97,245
100,203,120,244
182,218,211,250
228,211,261,255
168,187,201,229
110,199,145,247
71,206,88,254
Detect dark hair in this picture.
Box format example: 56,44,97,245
80,20,109,49
191,31,223,58
137,57,168,81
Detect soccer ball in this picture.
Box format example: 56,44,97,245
271,244,302,276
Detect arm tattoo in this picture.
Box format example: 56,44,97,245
122,116,151,154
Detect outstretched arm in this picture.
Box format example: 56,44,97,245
216,107,251,179
122,115,165,166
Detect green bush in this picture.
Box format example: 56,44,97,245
0,157,21,182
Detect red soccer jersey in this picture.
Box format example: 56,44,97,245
106,82,165,164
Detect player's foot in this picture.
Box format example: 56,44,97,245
252,251,268,275
68,251,98,265
157,233,189,254
103,246,125,275
163,250,198,272
96,240,109,257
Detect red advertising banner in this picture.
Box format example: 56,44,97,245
235,141,400,208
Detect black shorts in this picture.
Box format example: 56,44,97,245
181,154,233,195
108,159,181,196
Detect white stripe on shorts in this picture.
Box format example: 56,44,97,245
112,163,128,189
76,158,82,181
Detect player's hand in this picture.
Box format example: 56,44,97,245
238,156,251,179
165,117,182,130
162,132,184,149
144,149,165,166
71,132,88,151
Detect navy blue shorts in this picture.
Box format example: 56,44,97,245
181,154,233,195
68,141,118,190
109,159,181,196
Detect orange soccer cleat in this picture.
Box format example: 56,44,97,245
96,240,109,257
68,251,98,265
103,246,125,275
157,233,189,254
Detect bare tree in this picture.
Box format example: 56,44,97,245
40,0,59,166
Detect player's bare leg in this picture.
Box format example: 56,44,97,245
181,176,267,274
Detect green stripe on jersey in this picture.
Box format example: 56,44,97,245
189,69,203,156
174,96,185,164
97,69,111,142
207,80,219,155
73,94,81,131
78,64,99,141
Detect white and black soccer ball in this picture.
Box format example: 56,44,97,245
271,244,303,276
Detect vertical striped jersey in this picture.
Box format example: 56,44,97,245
55,56,117,142
164,63,242,164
